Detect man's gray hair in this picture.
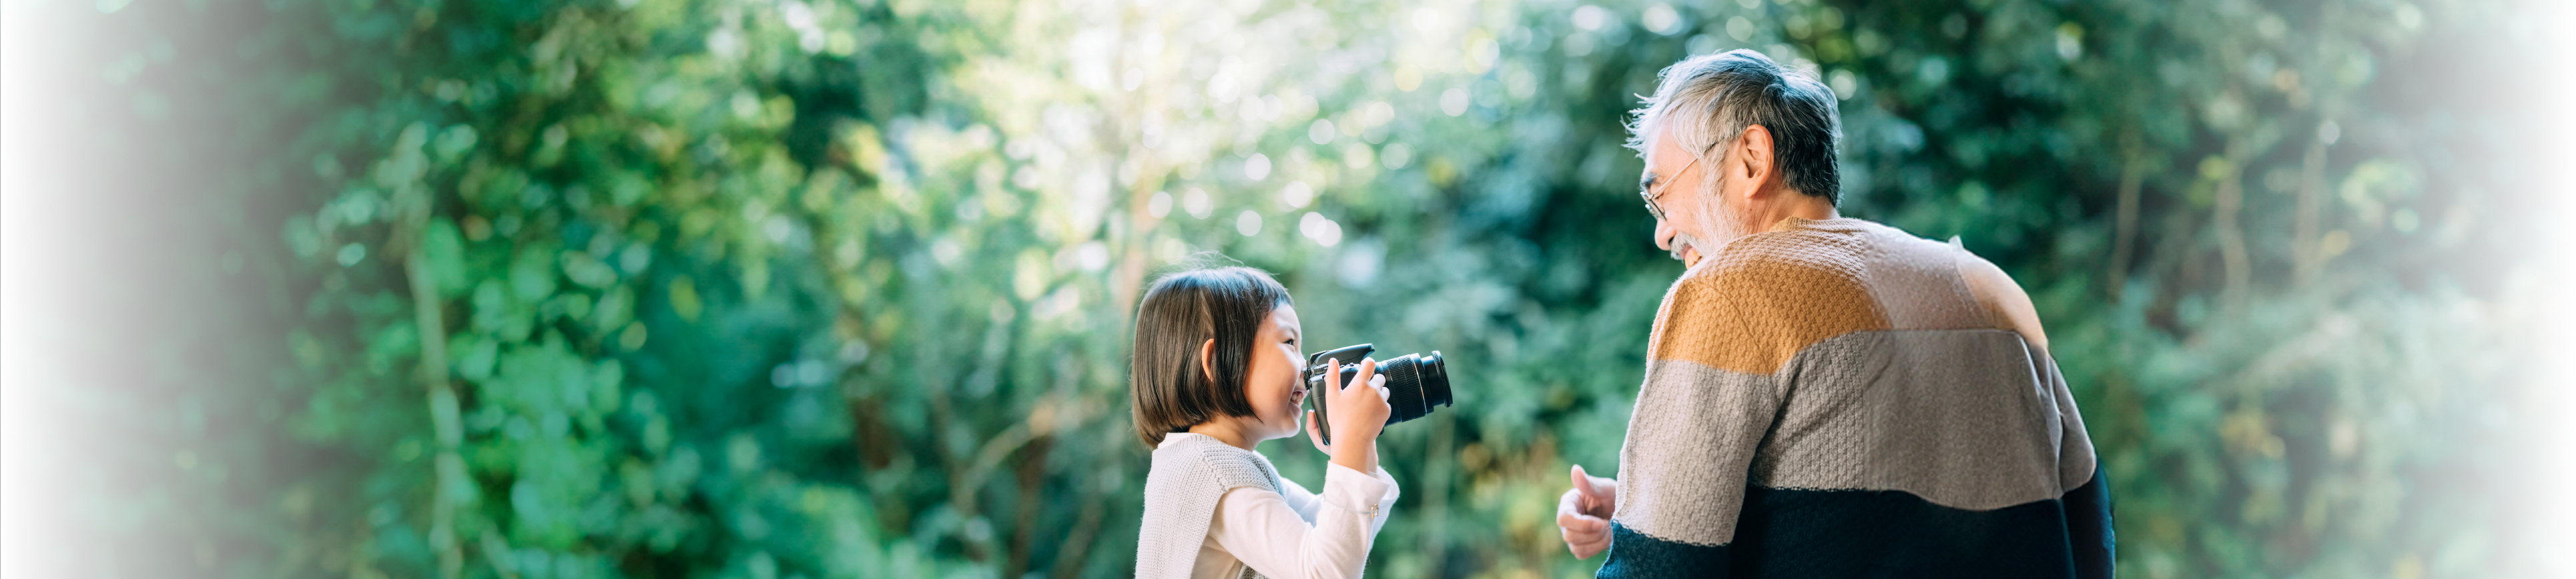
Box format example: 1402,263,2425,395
1624,49,1843,205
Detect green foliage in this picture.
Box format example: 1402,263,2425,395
33,0,2569,577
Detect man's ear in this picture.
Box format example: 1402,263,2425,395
1198,338,1217,384
1735,125,1777,199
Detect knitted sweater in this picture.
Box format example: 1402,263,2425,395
1137,434,1285,579
1601,217,2114,578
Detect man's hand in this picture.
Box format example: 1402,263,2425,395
1556,464,1619,559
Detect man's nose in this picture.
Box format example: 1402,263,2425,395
1652,219,1678,251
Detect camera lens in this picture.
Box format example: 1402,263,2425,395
1327,351,1450,425
1303,344,1454,444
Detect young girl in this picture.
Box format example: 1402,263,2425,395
1131,265,1400,579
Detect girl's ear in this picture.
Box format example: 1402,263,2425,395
1198,338,1217,384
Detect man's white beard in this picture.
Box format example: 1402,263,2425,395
1675,182,1753,267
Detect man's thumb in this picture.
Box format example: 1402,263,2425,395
1570,465,1597,496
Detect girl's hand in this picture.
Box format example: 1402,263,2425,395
1303,356,1390,473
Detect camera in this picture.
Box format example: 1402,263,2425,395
1303,344,1452,445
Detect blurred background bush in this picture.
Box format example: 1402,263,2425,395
3,0,2571,577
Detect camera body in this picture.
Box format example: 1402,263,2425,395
1303,344,1452,445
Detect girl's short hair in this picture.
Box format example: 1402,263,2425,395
1130,265,1292,448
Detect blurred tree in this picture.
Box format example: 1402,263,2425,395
20,0,2567,577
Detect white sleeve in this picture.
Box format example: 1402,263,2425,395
1207,464,1401,579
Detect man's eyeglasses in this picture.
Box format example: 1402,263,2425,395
1639,151,1707,223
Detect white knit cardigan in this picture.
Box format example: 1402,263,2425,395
1135,434,1285,579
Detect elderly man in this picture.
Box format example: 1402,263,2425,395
1552,49,2114,578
